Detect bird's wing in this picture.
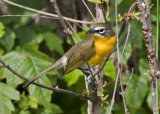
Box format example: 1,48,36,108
63,37,95,75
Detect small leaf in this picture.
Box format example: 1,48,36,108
138,58,149,75
28,96,38,109
20,11,32,25
0,48,4,57
0,83,20,114
103,60,116,80
88,0,105,4
44,32,64,55
119,42,132,65
15,27,35,47
44,103,63,114
123,74,148,109
0,22,5,38
0,27,16,51
130,21,143,49
65,69,83,87
19,110,31,114
18,92,29,110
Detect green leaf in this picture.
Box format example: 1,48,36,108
147,92,152,110
28,96,38,109
1,42,56,107
119,42,132,65
18,92,29,110
123,74,148,109
22,42,51,61
103,60,116,80
22,44,53,106
20,11,32,25
0,48,4,57
15,27,35,47
0,22,5,38
130,21,143,49
44,32,64,55
0,27,16,51
1,52,28,88
65,69,83,87
72,31,88,42
112,102,125,113
43,103,63,114
138,58,149,75
19,110,31,114
21,43,53,106
0,83,20,114
88,0,106,4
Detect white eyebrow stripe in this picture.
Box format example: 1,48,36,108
93,27,105,31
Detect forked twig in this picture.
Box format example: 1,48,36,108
124,68,134,92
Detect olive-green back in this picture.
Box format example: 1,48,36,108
63,36,95,75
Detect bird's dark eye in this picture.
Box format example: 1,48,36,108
99,29,105,34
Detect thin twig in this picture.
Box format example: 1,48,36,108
109,0,121,113
65,20,81,42
75,23,87,32
0,14,53,19
82,0,95,20
121,23,131,60
0,59,91,100
119,23,131,114
109,68,120,114
124,68,134,92
101,0,106,23
3,0,91,24
51,0,75,46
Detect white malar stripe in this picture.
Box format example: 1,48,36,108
61,56,67,65
94,27,105,31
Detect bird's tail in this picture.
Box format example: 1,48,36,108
23,57,67,87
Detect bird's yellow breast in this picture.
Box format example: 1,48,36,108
88,35,116,65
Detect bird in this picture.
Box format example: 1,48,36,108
24,23,116,87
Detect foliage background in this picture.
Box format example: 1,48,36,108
0,0,159,114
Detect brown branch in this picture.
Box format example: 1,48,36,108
0,59,91,100
109,0,121,112
0,14,60,20
119,68,134,114
51,0,75,46
65,20,81,42
136,0,160,113
124,68,134,92
119,23,131,114
3,0,91,24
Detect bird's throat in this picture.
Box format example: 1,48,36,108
88,35,116,65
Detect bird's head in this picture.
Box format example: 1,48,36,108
86,23,115,37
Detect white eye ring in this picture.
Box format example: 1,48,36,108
99,29,105,34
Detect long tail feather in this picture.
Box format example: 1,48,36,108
23,57,67,87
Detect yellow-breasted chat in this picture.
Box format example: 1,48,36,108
24,22,116,87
